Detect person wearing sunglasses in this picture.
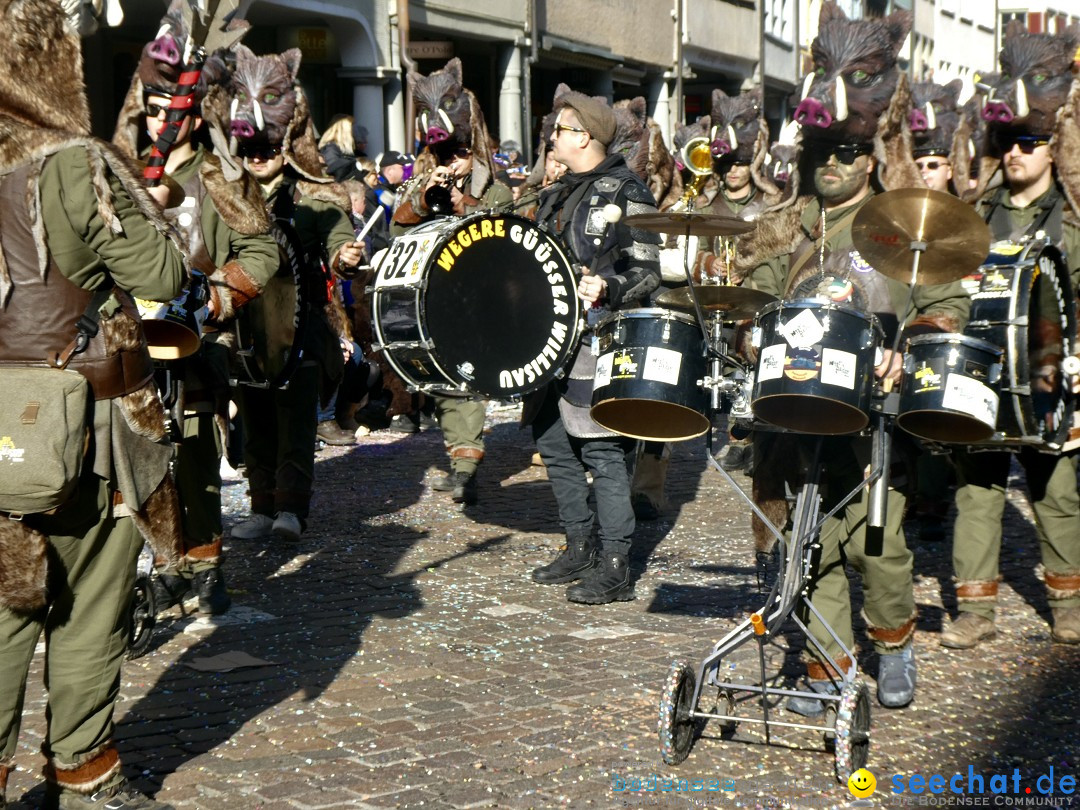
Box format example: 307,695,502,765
942,128,1080,650
745,135,970,715
117,72,280,622
389,112,514,505
526,93,661,605
913,149,953,194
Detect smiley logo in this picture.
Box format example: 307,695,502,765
848,768,877,798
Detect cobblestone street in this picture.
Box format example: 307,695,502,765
6,409,1079,809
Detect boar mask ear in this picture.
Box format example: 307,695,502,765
944,79,964,105
444,57,464,87
819,0,848,26
884,10,913,50
281,48,303,83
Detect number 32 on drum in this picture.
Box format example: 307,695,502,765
375,236,427,287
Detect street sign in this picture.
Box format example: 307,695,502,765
408,40,454,60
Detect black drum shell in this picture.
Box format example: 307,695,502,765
897,333,1002,443
590,308,708,441
963,246,1077,448
751,299,881,435
371,213,580,398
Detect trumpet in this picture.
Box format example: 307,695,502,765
678,136,713,210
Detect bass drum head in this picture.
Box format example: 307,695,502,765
423,214,579,398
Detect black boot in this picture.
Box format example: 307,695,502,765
150,572,191,612
566,552,635,604
450,471,478,505
533,534,598,584
192,567,231,615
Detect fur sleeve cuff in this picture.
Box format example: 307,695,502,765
206,259,262,325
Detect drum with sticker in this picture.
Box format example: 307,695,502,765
371,212,580,398
590,308,708,441
962,244,1077,449
751,299,882,434
896,334,1002,443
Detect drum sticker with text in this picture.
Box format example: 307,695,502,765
611,351,640,380
643,346,682,386
778,309,825,349
784,347,821,381
942,374,999,428
821,348,856,389
594,352,613,389
757,344,786,382
913,361,943,393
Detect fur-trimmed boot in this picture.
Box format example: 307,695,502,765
786,654,853,717
867,615,918,708
1047,571,1080,644
941,580,998,648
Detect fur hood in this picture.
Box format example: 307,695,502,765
0,0,90,135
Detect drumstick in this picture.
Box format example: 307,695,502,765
354,209,382,246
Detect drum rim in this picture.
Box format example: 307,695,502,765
905,332,1003,356
757,297,883,328
596,306,702,329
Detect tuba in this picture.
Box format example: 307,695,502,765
678,136,713,210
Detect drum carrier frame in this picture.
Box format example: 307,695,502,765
653,215,916,782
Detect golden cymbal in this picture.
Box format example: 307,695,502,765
656,285,777,319
850,188,991,285
625,211,757,237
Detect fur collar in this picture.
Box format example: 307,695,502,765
199,152,271,235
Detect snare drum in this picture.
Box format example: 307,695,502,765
897,334,1002,443
371,212,579,398
752,299,882,435
589,308,708,441
963,244,1077,448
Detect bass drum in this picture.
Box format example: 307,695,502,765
963,243,1077,449
234,220,309,389
371,212,580,398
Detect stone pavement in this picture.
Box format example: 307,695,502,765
5,408,1079,809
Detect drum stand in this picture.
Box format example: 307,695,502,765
658,235,886,781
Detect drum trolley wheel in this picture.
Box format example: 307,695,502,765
126,573,157,660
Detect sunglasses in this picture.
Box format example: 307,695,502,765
553,123,588,136
238,144,282,160
916,160,950,171
144,102,171,118
806,142,873,165
451,147,472,159
994,133,1050,154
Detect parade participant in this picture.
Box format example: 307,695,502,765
942,131,1080,648
112,7,278,615
527,92,661,604
0,1,187,805
744,1,964,712
374,149,409,219
391,58,513,505
907,79,969,540
750,137,969,712
220,45,364,543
